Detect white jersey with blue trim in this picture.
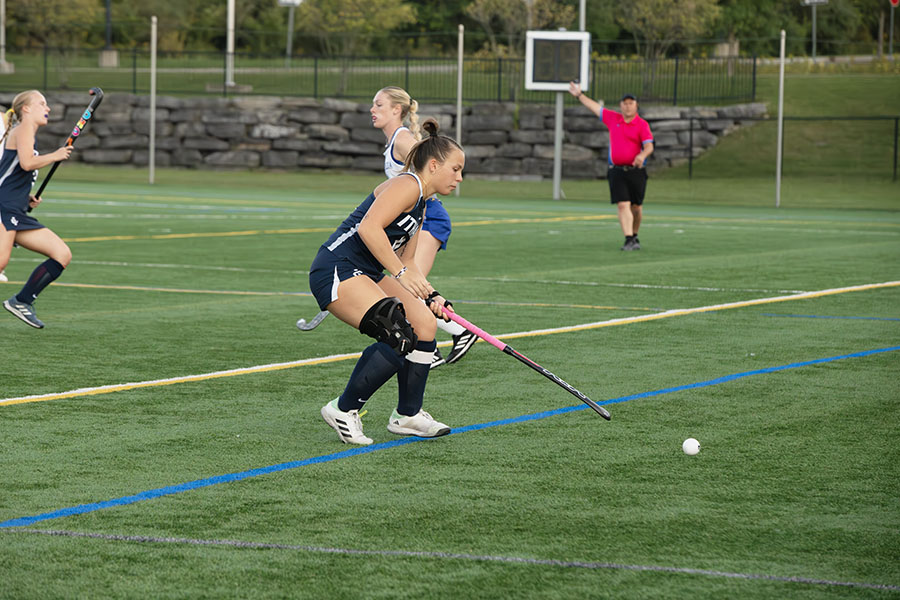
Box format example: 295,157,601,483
383,126,410,179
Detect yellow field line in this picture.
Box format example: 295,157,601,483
0,354,362,407
498,280,900,340
42,282,313,296
61,216,614,243
2,280,897,407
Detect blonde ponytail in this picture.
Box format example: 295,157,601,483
0,107,16,146
407,99,421,141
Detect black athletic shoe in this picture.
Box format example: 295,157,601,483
445,330,477,365
631,235,641,250
429,347,446,370
4,296,44,328
620,237,636,251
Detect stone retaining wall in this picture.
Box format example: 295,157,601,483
3,92,767,179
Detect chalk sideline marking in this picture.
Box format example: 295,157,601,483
2,280,898,408
7,529,899,592
1,344,897,530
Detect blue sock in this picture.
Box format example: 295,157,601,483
16,258,64,304
397,339,437,416
338,342,404,412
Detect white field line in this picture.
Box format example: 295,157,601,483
10,529,900,592
5,258,802,294
471,276,807,294
2,280,898,408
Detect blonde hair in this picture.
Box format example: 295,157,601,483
377,86,420,140
403,118,463,174
1,90,40,146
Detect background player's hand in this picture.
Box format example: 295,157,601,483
396,266,432,300
428,295,451,320
28,195,42,210
50,145,73,162
568,81,582,98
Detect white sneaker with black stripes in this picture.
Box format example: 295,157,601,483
321,398,373,445
387,409,450,438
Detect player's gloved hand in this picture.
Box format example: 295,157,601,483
425,291,452,321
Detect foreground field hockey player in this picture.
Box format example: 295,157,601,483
308,119,464,445
373,86,477,368
1,90,73,328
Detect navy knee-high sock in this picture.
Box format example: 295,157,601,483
338,342,404,412
397,339,437,416
16,258,64,304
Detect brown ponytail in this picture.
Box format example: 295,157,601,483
403,118,463,174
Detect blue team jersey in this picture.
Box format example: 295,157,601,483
0,145,39,212
321,172,425,274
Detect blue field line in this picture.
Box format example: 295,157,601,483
762,313,900,322
2,345,898,530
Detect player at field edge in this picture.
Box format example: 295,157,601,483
309,119,464,445
568,82,654,251
1,90,73,328
0,105,8,283
371,86,477,368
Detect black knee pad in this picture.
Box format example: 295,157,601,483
359,297,418,355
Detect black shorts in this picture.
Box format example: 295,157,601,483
607,166,648,206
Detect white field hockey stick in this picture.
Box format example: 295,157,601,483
296,310,329,331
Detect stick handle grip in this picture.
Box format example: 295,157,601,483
436,305,506,351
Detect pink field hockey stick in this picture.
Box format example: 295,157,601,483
433,302,611,420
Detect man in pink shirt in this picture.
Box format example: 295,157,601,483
569,82,654,251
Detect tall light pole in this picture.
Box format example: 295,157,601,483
802,0,828,60
225,0,235,86
99,0,118,67
279,0,302,68
105,0,112,49
0,0,12,73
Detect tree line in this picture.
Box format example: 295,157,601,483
7,0,897,58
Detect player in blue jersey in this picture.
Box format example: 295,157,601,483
1,90,73,328
309,119,464,445
371,86,477,368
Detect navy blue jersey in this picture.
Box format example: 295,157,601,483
0,145,38,212
322,172,425,274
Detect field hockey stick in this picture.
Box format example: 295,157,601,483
296,310,330,331
31,87,104,208
429,299,611,420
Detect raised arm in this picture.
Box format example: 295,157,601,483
568,81,604,118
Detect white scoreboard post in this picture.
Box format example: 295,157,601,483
278,0,303,68
525,31,591,200
802,0,828,60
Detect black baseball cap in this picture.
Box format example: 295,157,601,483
620,93,637,102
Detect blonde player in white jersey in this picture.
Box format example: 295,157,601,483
371,86,476,368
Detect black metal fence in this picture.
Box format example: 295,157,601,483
0,46,757,106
